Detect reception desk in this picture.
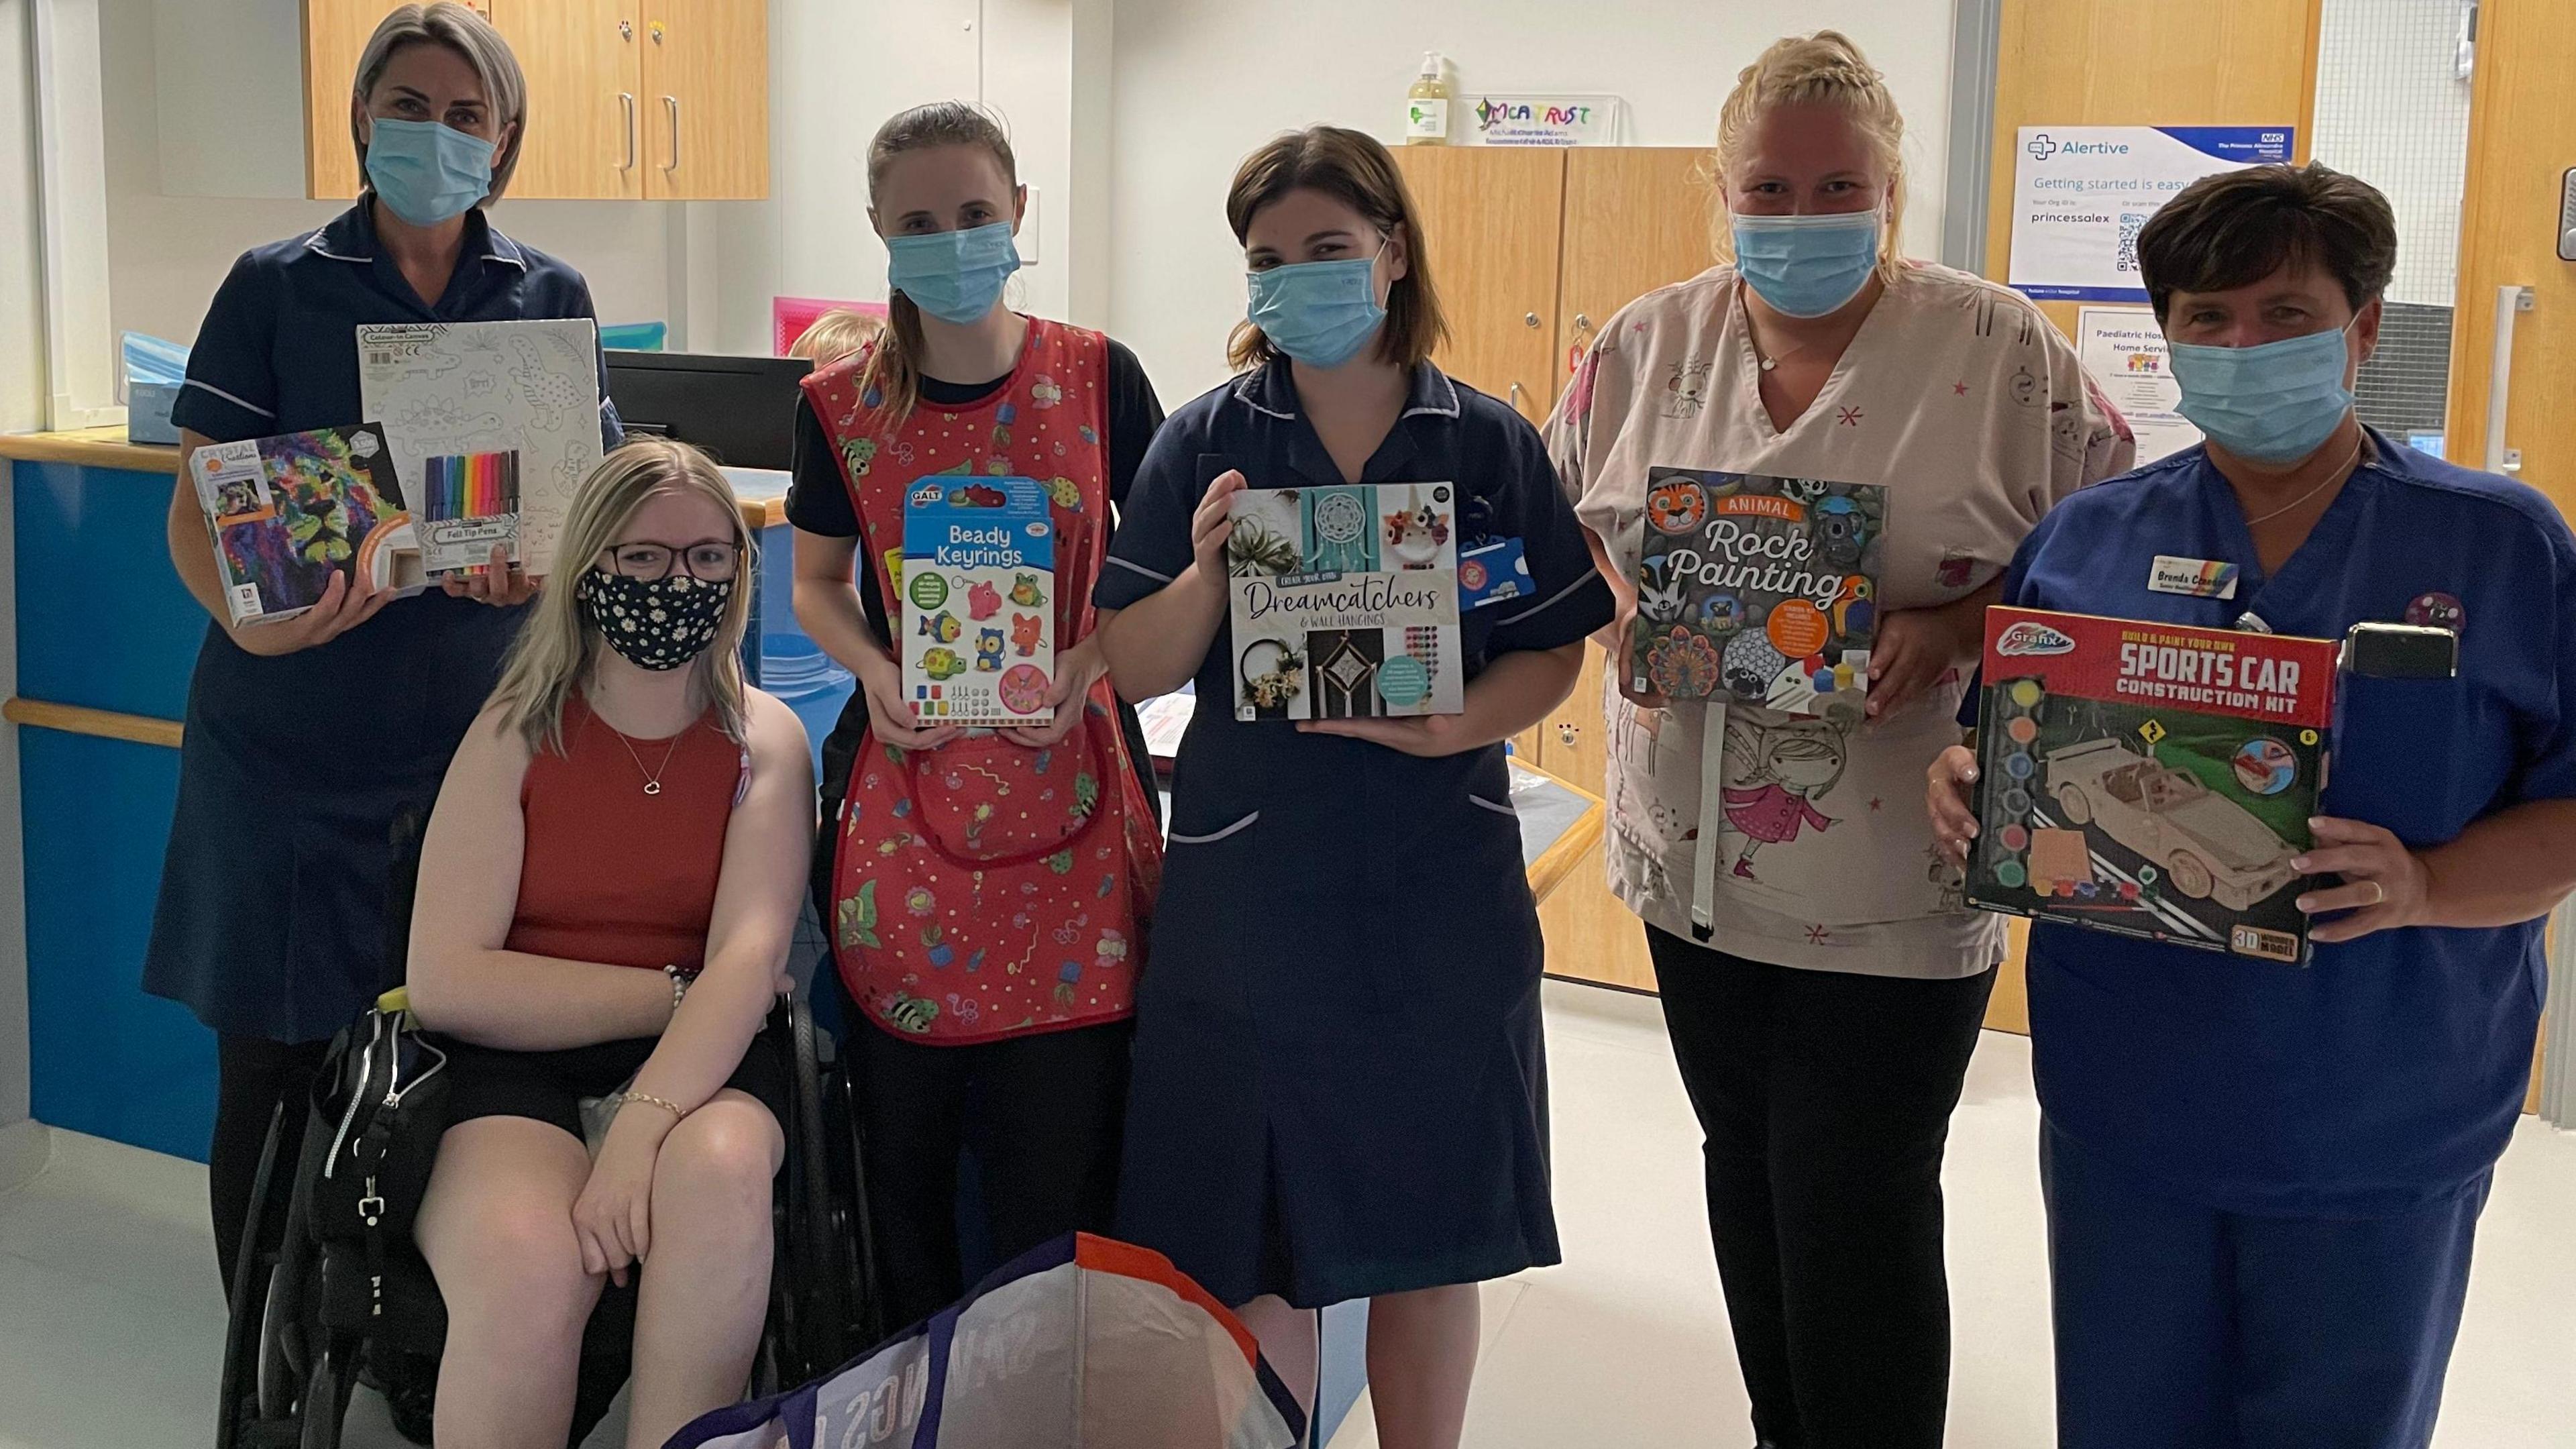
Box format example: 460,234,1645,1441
0,429,788,1161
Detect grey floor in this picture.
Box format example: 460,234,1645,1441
3,981,2573,1449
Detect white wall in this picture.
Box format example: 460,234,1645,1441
1105,0,1961,405
95,0,676,350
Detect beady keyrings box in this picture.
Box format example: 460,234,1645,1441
1966,607,2339,964
900,476,1057,727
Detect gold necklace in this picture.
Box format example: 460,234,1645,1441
2242,435,2367,529
602,718,686,796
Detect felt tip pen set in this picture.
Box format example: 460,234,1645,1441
1224,483,1464,721
1965,607,2340,964
899,476,1058,726
417,450,523,577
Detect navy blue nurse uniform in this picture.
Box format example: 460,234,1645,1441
1987,432,2576,1448
146,203,623,1044
1097,361,1615,1309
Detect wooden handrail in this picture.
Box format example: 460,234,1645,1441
1,697,184,749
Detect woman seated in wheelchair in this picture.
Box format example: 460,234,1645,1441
406,437,812,1448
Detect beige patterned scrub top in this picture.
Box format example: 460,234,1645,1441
1546,263,2135,978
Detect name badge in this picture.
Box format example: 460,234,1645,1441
2147,555,2239,600
1460,538,1532,610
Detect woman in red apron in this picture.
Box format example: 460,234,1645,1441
785,101,1165,1330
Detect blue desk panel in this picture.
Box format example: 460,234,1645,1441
14,460,208,722
19,726,209,1161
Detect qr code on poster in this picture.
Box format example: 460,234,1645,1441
2116,213,2147,274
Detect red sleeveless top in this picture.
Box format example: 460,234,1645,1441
505,692,747,971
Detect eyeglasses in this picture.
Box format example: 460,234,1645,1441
600,540,742,582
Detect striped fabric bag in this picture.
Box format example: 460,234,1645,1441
667,1234,1306,1449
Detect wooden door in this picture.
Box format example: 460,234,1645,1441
1558,148,1718,394
305,0,496,198
641,0,769,200
1391,149,1567,425
1977,0,2322,1032
1532,646,1658,991
494,0,643,201
2445,0,2576,1112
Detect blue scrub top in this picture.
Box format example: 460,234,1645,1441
1989,431,2576,1216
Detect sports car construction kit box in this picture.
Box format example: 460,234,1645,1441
1966,607,2339,964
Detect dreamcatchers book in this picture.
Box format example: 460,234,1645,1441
1224,483,1463,721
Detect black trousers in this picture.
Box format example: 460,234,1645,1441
210,1032,333,1297
851,1018,1132,1330
1646,927,1996,1449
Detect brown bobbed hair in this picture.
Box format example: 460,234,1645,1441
1224,126,1449,372
2135,162,2398,323
861,102,1020,423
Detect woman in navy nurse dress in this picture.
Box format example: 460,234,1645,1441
140,7,622,1298
1095,126,1613,1444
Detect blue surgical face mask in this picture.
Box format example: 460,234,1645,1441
1731,211,1883,319
364,117,496,227
1246,242,1388,368
885,222,1022,325
2168,319,2359,464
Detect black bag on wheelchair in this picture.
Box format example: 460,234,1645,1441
304,1001,450,1318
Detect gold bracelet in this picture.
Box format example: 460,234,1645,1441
620,1091,688,1122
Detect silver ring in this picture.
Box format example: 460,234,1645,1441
2367,879,2387,906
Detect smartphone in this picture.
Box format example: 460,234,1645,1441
2341,621,2458,681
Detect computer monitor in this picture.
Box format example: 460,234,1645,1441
604,351,813,471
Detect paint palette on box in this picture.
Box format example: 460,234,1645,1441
1224,483,1463,721
1966,607,2339,964
1627,469,1884,722
900,475,1056,726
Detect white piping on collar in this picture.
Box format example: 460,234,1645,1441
481,229,529,270
302,227,370,264
1491,568,1601,627
1231,372,1297,422
1108,555,1175,585
180,378,277,419
1399,369,1462,421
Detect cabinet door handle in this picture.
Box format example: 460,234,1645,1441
2487,284,2534,473
1509,381,1527,410
619,93,636,171
1523,311,1541,329
663,96,681,172
1574,313,1593,332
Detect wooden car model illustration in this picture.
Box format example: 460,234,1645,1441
2043,738,2300,910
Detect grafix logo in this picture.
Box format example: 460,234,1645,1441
1996,621,2078,657
2026,133,2059,162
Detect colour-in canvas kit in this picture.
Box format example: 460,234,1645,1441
189,424,413,627
1966,606,2339,964
900,476,1057,726
357,317,602,576
1224,484,1464,721
1629,469,1884,722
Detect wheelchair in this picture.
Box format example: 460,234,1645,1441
214,814,881,1448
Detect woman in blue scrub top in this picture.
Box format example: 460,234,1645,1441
1929,164,2576,1449
148,3,622,1297
1095,126,1613,1449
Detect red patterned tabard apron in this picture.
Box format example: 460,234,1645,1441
804,319,1163,1044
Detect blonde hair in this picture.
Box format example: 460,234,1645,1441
490,439,755,755
1712,31,1909,289
861,103,1018,424
789,308,886,368
350,3,529,203
1223,126,1450,372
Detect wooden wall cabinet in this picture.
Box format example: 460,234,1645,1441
302,0,768,203
1392,146,1717,993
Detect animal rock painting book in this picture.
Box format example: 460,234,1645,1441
1629,469,1884,722
1966,607,2339,964
189,423,419,627
357,318,602,576
1225,483,1462,721
900,476,1057,726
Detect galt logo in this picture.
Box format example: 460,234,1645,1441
909,482,945,508
1995,621,2078,657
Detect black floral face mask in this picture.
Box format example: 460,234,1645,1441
577,568,733,672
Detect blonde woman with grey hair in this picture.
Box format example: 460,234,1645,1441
406,438,810,1448
146,0,625,1303
1547,30,2133,1448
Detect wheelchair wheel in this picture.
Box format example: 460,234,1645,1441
297,1336,356,1449
217,1104,288,1449
823,1051,885,1349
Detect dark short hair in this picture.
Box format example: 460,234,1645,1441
2135,163,2397,322
1224,126,1449,372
